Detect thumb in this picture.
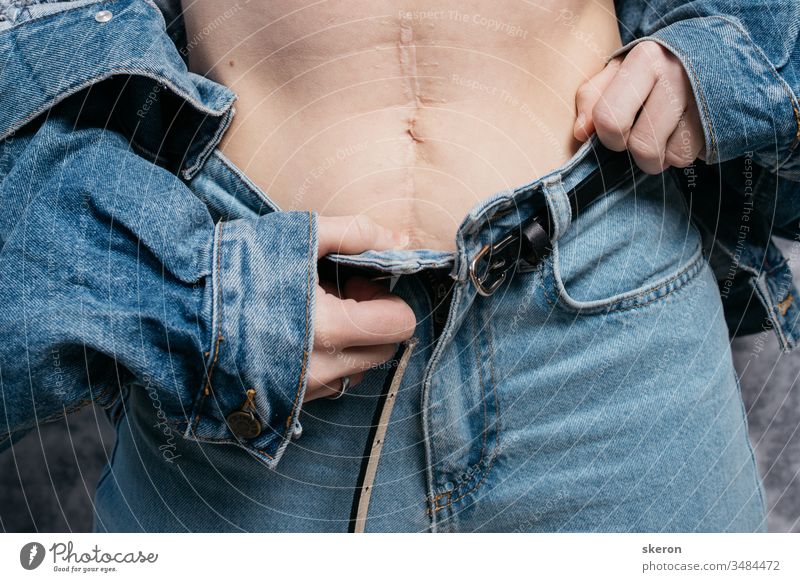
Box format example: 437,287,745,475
573,57,622,142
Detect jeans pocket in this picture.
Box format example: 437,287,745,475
543,167,706,314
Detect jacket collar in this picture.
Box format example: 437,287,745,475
0,0,236,179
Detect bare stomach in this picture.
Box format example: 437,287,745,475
182,1,622,250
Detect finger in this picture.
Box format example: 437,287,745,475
627,76,688,174
306,371,365,401
318,215,409,257
574,57,622,141
311,342,397,396
318,292,416,347
342,275,392,302
320,276,391,306
592,43,662,151
338,343,399,373
664,104,704,168
310,343,398,379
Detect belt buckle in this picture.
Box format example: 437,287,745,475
469,231,520,297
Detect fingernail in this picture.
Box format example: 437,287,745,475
396,231,410,248
575,112,585,129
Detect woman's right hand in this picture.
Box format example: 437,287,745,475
304,216,417,402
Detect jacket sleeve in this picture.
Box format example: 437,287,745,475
614,0,800,176
0,116,317,470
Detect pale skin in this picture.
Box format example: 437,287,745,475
306,40,705,402
574,41,706,172
305,215,416,401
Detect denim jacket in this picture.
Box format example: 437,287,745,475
1,0,798,469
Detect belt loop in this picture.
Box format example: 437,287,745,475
468,175,571,297
466,144,633,297
541,175,572,242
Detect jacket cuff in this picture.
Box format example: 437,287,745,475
180,210,318,469
609,16,800,166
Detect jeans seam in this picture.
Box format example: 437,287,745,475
281,210,316,436
428,454,499,515
429,310,487,511
751,273,792,353
188,221,225,434
486,315,502,454
426,308,501,515
474,309,489,469
212,149,280,212
656,39,718,161
194,211,316,464
544,239,706,315
731,372,769,530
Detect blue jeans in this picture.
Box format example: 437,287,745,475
92,137,767,532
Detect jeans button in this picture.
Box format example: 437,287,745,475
226,410,262,439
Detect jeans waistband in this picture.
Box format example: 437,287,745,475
195,133,627,292
325,134,632,287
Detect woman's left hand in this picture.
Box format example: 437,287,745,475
573,40,705,174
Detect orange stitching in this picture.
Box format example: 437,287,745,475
197,333,224,412
438,459,497,510
778,293,793,317
753,284,789,350
194,212,312,462
284,211,315,431
193,222,226,430
429,453,500,513
431,490,451,503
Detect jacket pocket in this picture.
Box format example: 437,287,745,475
542,167,706,314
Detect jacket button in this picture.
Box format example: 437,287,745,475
226,410,262,439
94,10,113,23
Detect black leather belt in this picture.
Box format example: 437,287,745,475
468,144,636,296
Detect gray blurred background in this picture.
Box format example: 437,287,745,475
2,250,799,532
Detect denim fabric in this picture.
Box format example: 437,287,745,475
0,0,792,531
0,77,317,467
91,139,767,532
612,0,800,350
614,0,800,170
